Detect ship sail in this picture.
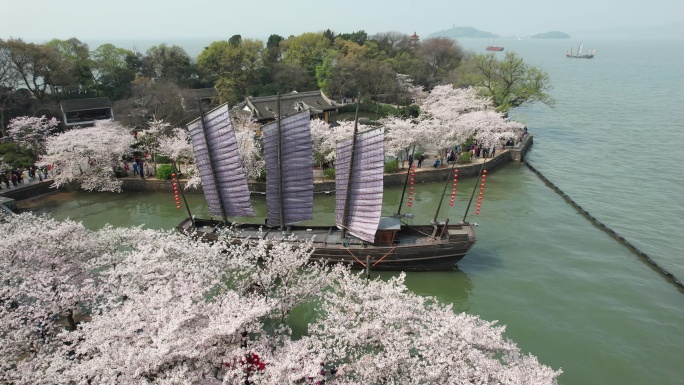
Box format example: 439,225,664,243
187,103,254,218
335,128,385,243
262,110,314,226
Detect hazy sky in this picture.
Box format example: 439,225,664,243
2,0,681,41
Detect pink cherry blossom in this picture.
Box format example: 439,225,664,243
1,211,559,384
40,120,135,192
7,115,59,154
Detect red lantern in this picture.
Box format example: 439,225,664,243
177,205,181,209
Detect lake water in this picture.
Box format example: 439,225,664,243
21,38,684,384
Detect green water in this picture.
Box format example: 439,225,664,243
21,164,684,384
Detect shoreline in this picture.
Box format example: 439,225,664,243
2,136,532,200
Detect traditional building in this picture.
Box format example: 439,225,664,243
232,90,340,125
410,32,420,46
180,88,218,118
60,97,113,127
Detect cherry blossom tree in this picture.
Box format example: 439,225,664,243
233,115,265,180
156,126,194,174
0,214,122,381
1,212,560,384
325,119,370,164
396,73,427,105
456,110,525,151
417,85,523,162
308,272,561,384
140,117,173,176
382,115,423,167
310,118,351,168
7,115,59,155
40,120,135,192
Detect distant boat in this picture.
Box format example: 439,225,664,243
566,43,595,59
486,45,504,51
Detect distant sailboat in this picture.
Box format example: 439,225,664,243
566,42,595,59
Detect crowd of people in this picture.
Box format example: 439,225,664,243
1,165,50,190
433,143,499,169
122,156,150,179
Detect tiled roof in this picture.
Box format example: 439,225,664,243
181,88,218,101
60,97,112,112
233,90,339,121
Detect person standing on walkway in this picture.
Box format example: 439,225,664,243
418,154,424,168
132,162,138,176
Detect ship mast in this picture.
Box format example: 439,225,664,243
462,161,488,222
340,93,361,239
396,145,415,216
432,161,457,224
275,94,286,231
197,100,228,222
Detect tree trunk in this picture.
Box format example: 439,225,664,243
66,309,77,331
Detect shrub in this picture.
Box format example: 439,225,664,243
156,164,175,180
323,167,335,179
458,152,472,164
338,100,420,119
384,159,399,173
114,167,127,178
256,169,266,182
155,154,173,164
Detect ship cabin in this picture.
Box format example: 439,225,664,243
374,217,402,245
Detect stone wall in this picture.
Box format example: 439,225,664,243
509,134,533,162
7,142,531,200
0,181,56,201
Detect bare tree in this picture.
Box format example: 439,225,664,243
113,80,187,130
370,31,411,57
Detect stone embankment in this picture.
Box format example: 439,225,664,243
1,135,533,201
119,135,532,194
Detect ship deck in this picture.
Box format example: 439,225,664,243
180,218,476,247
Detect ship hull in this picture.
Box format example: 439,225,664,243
178,218,477,272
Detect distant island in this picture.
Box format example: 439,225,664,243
429,26,572,40
428,26,498,39
529,31,570,39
